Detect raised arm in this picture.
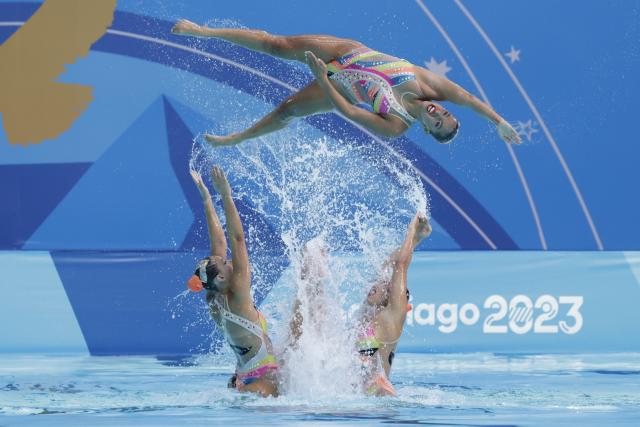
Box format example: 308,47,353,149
387,214,432,314
190,169,227,257
305,51,408,138
210,166,250,289
431,75,521,144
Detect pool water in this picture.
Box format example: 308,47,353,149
1,352,639,426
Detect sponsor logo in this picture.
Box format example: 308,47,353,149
406,295,583,334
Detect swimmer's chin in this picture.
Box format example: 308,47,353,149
204,133,242,147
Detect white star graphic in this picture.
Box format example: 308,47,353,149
514,119,538,141
424,57,452,77
505,46,521,64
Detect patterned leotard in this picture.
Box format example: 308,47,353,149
327,47,417,127
356,323,398,396
211,295,278,387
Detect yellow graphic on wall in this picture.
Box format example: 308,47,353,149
0,0,117,146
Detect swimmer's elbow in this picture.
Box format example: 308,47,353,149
393,255,411,269
230,232,245,244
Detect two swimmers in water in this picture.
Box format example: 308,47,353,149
188,165,431,397
172,20,521,146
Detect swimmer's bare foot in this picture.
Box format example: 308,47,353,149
171,19,202,36
204,133,241,147
412,214,432,246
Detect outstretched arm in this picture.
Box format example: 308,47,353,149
190,169,227,257
387,215,432,314
210,166,250,291
432,75,521,144
305,51,408,138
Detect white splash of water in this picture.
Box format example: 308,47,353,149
191,122,427,397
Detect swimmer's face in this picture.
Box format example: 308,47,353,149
420,102,459,144
210,255,233,289
366,282,389,307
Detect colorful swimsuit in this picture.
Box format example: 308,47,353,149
211,295,278,387
327,47,417,127
356,323,398,396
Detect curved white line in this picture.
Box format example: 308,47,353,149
107,29,296,91
415,0,547,250
0,22,498,249
453,0,604,250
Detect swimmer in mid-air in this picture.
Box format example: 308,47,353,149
357,213,432,396
188,166,279,397
172,20,521,146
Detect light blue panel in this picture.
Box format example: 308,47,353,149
624,252,640,290
24,97,193,250
0,51,262,165
401,251,640,353
0,251,88,353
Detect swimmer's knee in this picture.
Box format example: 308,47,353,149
392,255,410,270
275,99,303,123
263,33,292,58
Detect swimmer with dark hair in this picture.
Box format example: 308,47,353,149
356,213,432,396
172,20,521,146
188,166,279,397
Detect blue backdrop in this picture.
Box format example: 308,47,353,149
1,1,639,354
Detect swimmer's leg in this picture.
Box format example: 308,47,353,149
237,375,279,397
288,297,305,347
172,20,361,62
286,240,328,350
205,81,333,146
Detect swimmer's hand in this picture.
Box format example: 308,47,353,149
497,119,521,145
189,169,210,200
171,19,202,36
305,51,328,82
211,166,231,197
413,214,433,241
204,133,241,147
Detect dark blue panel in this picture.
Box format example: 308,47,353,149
0,2,39,22
22,97,193,250
0,163,90,249
51,250,223,355
163,96,288,304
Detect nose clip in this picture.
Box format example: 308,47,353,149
187,275,204,292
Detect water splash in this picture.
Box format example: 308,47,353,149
190,122,427,397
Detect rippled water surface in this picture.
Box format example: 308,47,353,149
1,353,639,426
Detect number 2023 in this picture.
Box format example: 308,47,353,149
483,295,583,334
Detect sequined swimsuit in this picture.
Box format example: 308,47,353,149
210,295,278,387
356,323,399,396
326,47,417,127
